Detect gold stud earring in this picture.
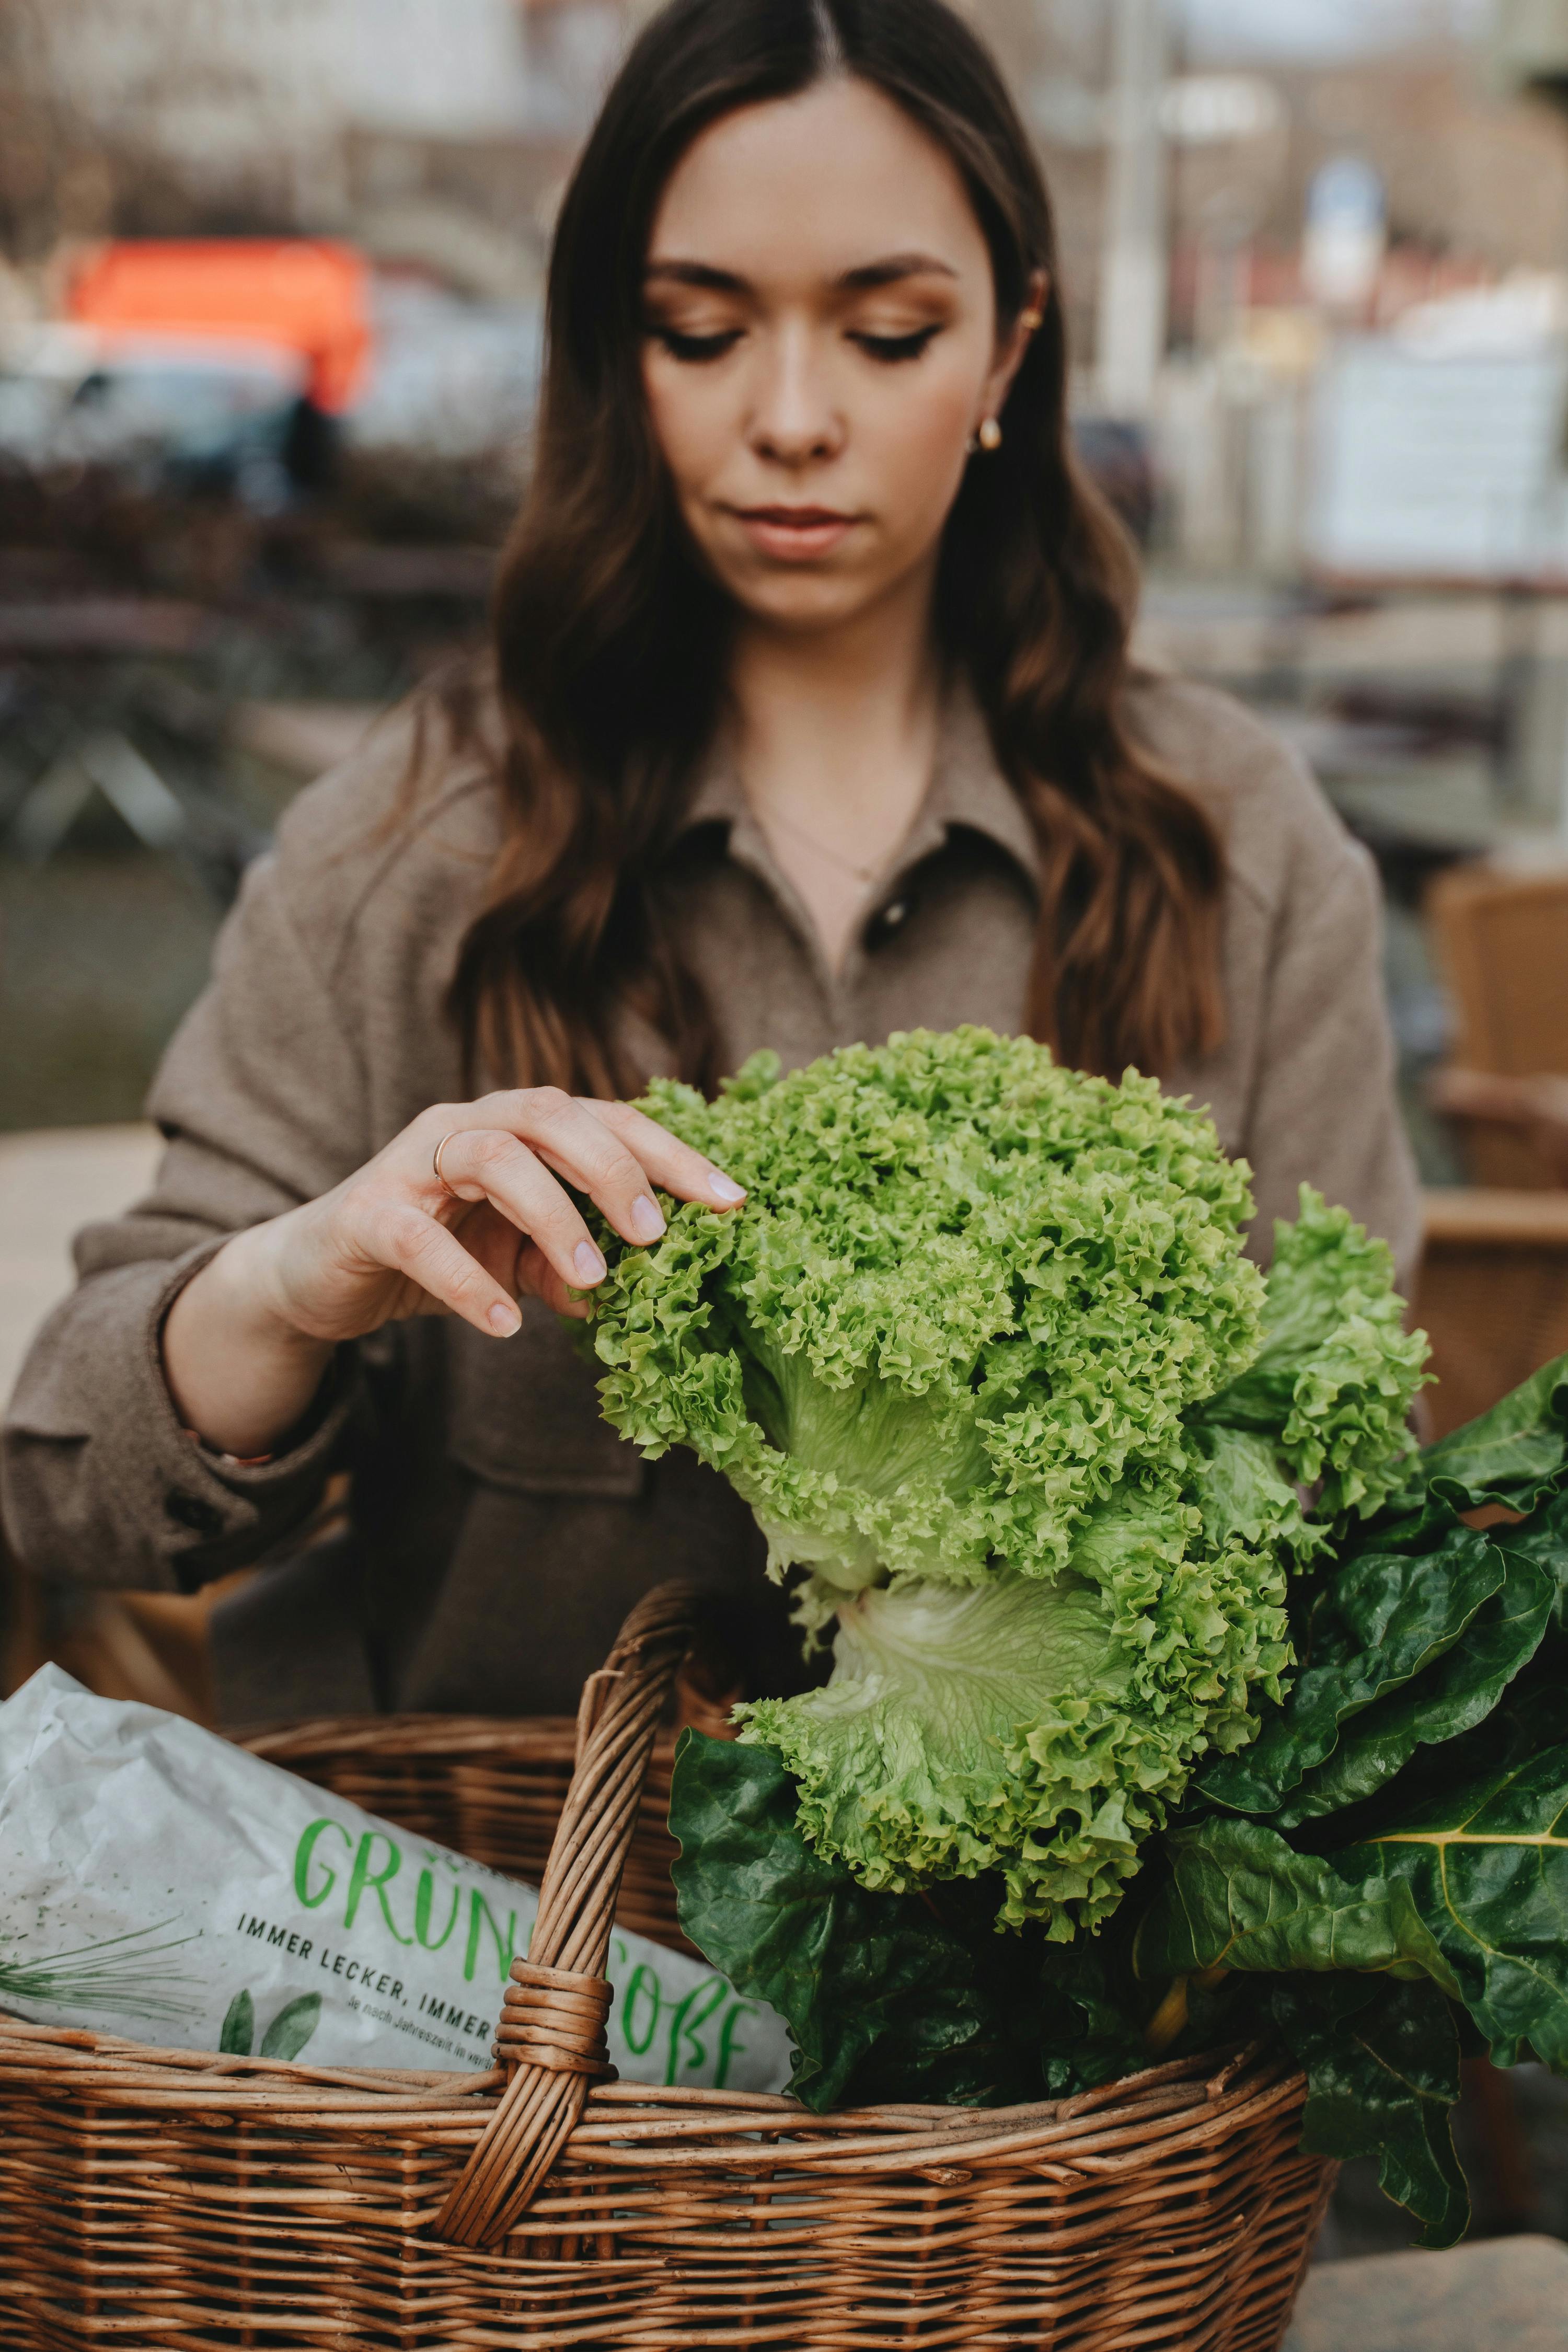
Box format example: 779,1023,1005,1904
1018,307,1043,332
977,416,1002,452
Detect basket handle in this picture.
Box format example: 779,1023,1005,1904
432,1579,700,2249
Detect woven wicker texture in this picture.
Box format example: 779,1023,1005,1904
0,2021,1328,2349
0,1581,1334,2348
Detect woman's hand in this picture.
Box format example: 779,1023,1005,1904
162,1090,745,1459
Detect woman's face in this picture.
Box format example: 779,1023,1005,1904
641,76,1030,637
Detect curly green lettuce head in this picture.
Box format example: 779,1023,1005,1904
588,1028,1424,1931
592,1028,1264,1591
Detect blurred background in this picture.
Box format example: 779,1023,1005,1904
6,0,1568,2259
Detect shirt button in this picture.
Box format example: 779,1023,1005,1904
164,1489,225,1538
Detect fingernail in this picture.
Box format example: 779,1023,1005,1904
574,1241,607,1283
629,1194,665,1242
709,1172,746,1204
488,1301,522,1336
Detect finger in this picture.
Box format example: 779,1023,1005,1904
429,1124,613,1290
515,1238,593,1320
374,1203,523,1338
584,1099,746,1210
449,1198,529,1294
471,1089,681,1248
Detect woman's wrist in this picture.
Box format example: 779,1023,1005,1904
162,1224,335,1460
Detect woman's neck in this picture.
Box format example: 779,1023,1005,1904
729,569,943,973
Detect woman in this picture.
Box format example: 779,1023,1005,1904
3,0,1418,1726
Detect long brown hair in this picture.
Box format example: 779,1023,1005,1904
447,0,1224,1098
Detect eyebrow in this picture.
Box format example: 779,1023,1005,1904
643,251,960,293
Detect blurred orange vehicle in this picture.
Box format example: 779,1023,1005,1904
65,239,373,414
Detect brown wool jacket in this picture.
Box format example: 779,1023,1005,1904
2,675,1421,1727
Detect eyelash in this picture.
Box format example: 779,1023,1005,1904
851,326,942,363
652,327,743,363
648,324,944,365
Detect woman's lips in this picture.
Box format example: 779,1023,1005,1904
729,505,860,561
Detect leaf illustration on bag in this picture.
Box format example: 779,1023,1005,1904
219,1989,255,2055
1336,1740,1568,2067
259,1994,321,2060
0,1919,201,2026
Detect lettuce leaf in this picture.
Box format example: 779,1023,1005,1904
1194,1187,1427,1523
739,1531,1287,1933
667,1734,1018,2108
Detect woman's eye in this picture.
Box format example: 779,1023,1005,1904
850,325,943,364
650,325,744,363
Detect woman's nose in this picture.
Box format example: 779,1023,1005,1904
747,327,844,464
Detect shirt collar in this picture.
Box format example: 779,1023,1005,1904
671,677,1041,897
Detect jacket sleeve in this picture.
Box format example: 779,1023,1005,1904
2,836,374,1596
1241,803,1423,1295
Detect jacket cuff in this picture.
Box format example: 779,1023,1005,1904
4,1238,358,1595
147,1242,356,1589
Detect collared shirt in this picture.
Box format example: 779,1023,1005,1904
666,686,1045,1072
3,672,1420,1726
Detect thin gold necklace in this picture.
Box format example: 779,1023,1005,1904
748,794,885,885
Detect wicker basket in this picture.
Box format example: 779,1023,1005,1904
0,1583,1334,2350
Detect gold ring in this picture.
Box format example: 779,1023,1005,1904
432,1131,462,1192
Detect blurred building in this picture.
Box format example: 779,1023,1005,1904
0,0,635,296
8,0,1568,572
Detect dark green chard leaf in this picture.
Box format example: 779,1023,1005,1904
1443,1652,1568,1779
1133,1817,1458,1988
1485,1485,1568,1635
1033,1932,1152,2095
1274,1537,1557,1826
669,1733,1032,2111
1335,1740,1568,2068
1197,1517,1503,1816
1269,1975,1468,2247
1419,1352,1568,1515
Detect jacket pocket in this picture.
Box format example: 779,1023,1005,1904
444,1301,647,1499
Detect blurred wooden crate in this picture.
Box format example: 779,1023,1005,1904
1415,1187,1568,1438
1428,861,1568,1075
1427,863,1568,1188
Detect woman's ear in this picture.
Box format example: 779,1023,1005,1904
977,267,1050,436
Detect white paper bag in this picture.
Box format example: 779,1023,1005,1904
0,1665,792,2091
